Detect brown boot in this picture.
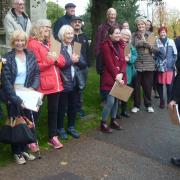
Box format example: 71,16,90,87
110,119,123,130
100,122,112,133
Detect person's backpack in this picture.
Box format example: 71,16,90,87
96,52,104,75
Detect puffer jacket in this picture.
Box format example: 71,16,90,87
60,43,87,92
3,8,31,46
1,49,39,106
27,37,65,95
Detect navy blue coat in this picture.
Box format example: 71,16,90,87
60,44,87,92
1,49,40,106
53,14,74,41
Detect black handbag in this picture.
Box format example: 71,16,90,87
0,116,36,144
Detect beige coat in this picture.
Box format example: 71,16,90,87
3,8,31,47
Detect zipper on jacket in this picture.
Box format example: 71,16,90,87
54,66,60,91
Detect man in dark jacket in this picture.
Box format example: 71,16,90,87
71,16,89,117
53,3,76,41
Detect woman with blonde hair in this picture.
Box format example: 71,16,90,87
27,19,65,149
1,30,39,164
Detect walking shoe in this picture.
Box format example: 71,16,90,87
22,152,36,161
14,154,26,165
100,122,112,133
171,157,180,167
159,100,165,109
48,136,63,149
131,107,140,113
110,120,124,130
58,128,68,140
147,107,154,113
28,143,39,153
121,111,130,118
67,127,80,139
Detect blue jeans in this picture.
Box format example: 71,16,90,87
102,94,118,123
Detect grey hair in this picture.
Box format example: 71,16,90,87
106,8,117,15
58,25,74,42
120,29,132,37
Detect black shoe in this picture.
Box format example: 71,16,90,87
121,112,130,118
100,122,112,133
67,127,80,139
110,120,124,130
79,110,86,118
171,157,180,167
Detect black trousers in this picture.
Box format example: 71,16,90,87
47,92,60,139
133,71,153,108
57,90,77,130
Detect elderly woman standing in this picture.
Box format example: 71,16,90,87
100,26,126,133
1,30,39,164
155,27,177,108
27,19,65,149
131,16,157,113
57,25,87,139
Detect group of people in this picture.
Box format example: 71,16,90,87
0,0,180,167
1,0,89,165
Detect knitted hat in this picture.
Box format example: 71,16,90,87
135,16,147,25
158,26,167,34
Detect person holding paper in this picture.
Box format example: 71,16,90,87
155,27,177,109
27,19,65,149
1,30,39,165
131,16,158,113
57,25,87,139
169,60,180,166
100,26,126,133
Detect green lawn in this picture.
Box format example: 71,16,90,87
0,67,102,166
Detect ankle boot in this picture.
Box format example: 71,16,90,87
110,118,123,130
100,122,112,133
159,99,165,109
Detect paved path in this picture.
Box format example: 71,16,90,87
1,98,180,180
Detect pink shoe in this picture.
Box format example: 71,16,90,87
48,136,63,149
28,143,39,152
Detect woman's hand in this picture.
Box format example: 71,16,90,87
168,100,176,110
125,54,131,62
47,52,58,62
116,73,124,84
71,53,79,63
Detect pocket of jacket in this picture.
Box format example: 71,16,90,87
40,76,55,90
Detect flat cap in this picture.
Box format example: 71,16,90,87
65,3,76,9
71,16,82,22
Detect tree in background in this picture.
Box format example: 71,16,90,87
46,1,64,26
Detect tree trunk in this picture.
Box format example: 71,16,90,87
90,0,113,65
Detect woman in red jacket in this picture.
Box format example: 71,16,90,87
27,19,65,149
100,26,126,133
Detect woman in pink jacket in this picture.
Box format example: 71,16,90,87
27,19,65,149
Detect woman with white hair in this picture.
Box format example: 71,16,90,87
57,25,87,139
27,19,65,149
118,29,137,117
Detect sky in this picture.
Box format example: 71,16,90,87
46,0,180,16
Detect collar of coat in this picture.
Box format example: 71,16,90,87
11,8,29,19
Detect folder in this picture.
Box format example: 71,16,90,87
168,104,180,125
49,35,61,56
15,86,44,112
109,82,134,102
147,33,156,46
73,42,81,56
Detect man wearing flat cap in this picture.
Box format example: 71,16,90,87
53,3,76,41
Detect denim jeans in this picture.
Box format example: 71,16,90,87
102,94,118,122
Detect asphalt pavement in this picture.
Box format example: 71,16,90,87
1,97,180,180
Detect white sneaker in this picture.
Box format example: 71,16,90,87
14,154,26,165
22,152,36,161
131,107,140,113
147,107,154,113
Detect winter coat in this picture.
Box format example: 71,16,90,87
175,36,180,61
100,38,126,91
155,38,177,72
3,8,31,46
53,14,74,41
126,46,137,84
27,37,65,95
60,43,87,92
1,49,39,106
132,31,158,72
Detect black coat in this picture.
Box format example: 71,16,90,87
1,49,40,106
